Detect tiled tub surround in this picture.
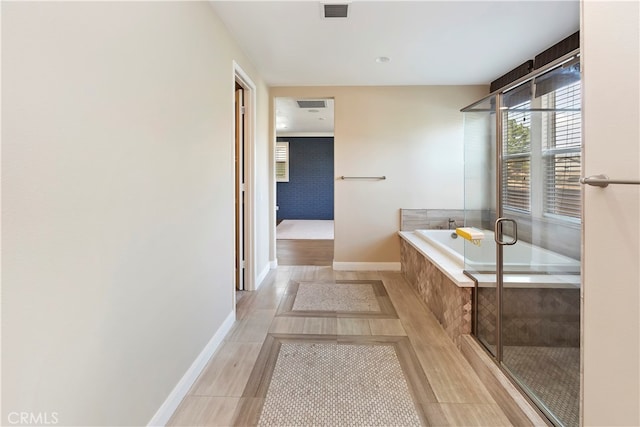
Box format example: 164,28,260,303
400,208,473,231
399,235,472,347
478,287,580,347
399,230,580,348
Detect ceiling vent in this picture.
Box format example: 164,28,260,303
323,4,349,18
296,100,327,109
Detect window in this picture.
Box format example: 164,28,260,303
275,141,289,182
501,74,582,222
542,82,582,219
503,100,532,212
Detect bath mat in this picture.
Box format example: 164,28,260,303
276,220,334,240
259,342,421,426
292,282,380,312
233,335,434,426
276,280,398,319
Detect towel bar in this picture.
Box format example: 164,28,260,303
339,176,386,180
580,174,640,188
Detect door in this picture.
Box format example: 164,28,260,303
498,65,582,427
235,84,245,291
463,56,583,427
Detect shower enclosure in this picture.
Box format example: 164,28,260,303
461,51,581,427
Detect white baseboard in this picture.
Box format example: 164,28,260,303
270,259,278,269
255,263,272,291
148,311,236,427
332,262,401,271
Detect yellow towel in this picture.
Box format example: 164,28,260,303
456,227,485,241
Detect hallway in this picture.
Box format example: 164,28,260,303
168,267,514,426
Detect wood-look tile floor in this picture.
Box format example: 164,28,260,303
168,267,513,426
276,240,334,266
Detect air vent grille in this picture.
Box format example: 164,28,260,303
296,100,327,109
324,4,348,18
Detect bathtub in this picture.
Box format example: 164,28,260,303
398,229,580,348
414,229,581,274
399,229,580,289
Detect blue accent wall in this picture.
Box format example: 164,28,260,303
277,137,334,220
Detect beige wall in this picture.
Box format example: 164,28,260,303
271,86,487,264
582,1,640,425
2,2,269,425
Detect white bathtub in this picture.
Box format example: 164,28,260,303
414,229,580,274
398,229,580,289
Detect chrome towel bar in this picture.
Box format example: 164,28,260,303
580,174,640,188
339,176,386,180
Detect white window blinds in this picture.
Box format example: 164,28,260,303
503,101,532,212
501,78,582,222
275,141,289,182
542,81,582,219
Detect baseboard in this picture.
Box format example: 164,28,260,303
255,263,272,291
270,259,278,269
148,311,236,426
332,262,401,271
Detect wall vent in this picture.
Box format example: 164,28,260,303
323,4,348,18
296,100,327,109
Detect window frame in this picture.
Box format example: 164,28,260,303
275,141,290,183
501,80,582,224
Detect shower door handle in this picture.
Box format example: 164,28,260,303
494,218,518,246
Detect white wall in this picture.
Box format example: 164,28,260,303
2,2,269,425
582,1,640,425
270,86,487,264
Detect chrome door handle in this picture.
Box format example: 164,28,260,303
494,218,518,246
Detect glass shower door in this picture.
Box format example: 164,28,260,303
499,65,582,427
463,56,582,426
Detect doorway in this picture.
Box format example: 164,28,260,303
235,82,245,291
274,97,335,266
234,63,256,295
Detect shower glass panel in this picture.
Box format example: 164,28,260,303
500,65,582,427
462,55,582,427
462,95,497,356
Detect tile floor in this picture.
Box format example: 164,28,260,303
168,266,515,426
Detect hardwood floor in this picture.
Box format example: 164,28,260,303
276,239,334,266
168,267,517,426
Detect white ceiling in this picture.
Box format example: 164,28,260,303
275,97,335,134
212,0,580,133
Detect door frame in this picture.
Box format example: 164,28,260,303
234,62,257,292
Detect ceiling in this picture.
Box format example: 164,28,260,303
275,97,335,134
211,0,580,133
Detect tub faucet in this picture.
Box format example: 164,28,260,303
448,218,457,229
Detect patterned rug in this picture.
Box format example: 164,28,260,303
277,280,398,319
276,220,334,240
292,283,381,312
258,342,422,426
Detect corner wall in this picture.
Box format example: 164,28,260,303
270,86,487,264
1,2,270,425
